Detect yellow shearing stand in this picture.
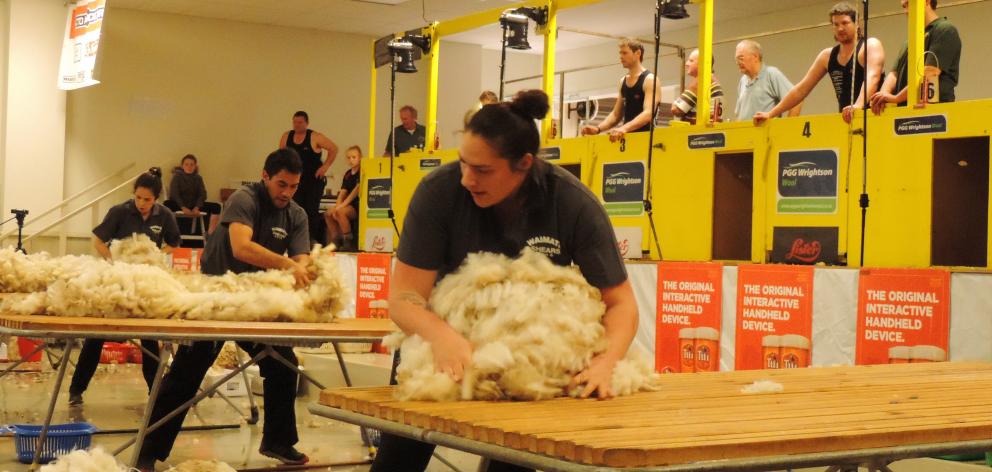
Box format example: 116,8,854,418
359,99,992,269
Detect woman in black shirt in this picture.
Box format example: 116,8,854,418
324,146,362,251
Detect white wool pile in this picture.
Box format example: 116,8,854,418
0,247,54,293
46,259,189,319
212,342,242,369
0,244,347,322
740,380,784,394
39,447,128,472
166,460,237,472
109,233,167,268
179,244,347,322
387,249,658,401
1,292,50,315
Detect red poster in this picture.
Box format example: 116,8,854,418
171,248,202,273
855,268,950,365
356,253,391,319
656,262,723,374
735,265,814,371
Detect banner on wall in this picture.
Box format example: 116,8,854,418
776,149,838,214
356,253,391,318
855,268,950,365
656,262,723,374
735,265,814,370
366,178,392,220
602,162,645,217
58,0,106,90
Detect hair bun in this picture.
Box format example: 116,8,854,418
148,167,162,179
509,89,550,121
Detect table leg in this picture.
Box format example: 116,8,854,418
112,348,269,457
267,345,326,390
29,338,73,470
235,346,259,424
128,342,173,468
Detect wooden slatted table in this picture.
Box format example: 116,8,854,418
0,313,397,469
312,362,992,471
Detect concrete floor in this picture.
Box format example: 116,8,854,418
0,359,988,472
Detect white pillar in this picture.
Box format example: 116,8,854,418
0,0,66,229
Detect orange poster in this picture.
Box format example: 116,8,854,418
656,262,723,374
735,265,814,370
356,253,391,319
855,268,950,365
171,248,202,273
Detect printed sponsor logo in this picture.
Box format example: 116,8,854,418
688,133,726,150
894,115,947,135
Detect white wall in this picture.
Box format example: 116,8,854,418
65,8,424,234
1,0,65,227
0,0,7,215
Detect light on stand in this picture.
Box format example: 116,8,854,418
660,0,690,20
497,7,548,99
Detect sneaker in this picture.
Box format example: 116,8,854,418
68,393,83,407
259,444,309,465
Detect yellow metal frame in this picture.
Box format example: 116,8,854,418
359,0,992,270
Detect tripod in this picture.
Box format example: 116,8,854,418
0,209,28,254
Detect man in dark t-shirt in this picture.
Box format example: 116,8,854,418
870,0,961,112
137,149,313,471
384,105,427,156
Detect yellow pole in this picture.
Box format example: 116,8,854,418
907,0,924,108
541,0,558,142
694,0,714,127
425,24,441,152
368,39,377,157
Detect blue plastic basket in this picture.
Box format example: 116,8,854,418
7,422,97,464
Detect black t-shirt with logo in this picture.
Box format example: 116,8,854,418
201,182,310,275
93,200,181,249
397,161,627,289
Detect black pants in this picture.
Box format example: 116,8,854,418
370,351,534,472
292,175,326,245
137,341,300,462
69,339,160,395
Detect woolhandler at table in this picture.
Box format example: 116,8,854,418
372,90,639,472
69,168,180,407
135,148,314,470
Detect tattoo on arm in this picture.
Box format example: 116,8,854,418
397,290,428,308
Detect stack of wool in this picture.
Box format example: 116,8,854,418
386,249,658,401
0,241,348,323
109,233,169,268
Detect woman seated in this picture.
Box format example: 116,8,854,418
164,154,221,236
324,145,362,251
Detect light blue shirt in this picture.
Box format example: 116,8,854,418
735,65,794,121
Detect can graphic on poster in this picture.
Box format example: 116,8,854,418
888,346,911,364
694,327,719,372
762,335,781,369
780,334,810,369
678,328,696,373
910,345,946,363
